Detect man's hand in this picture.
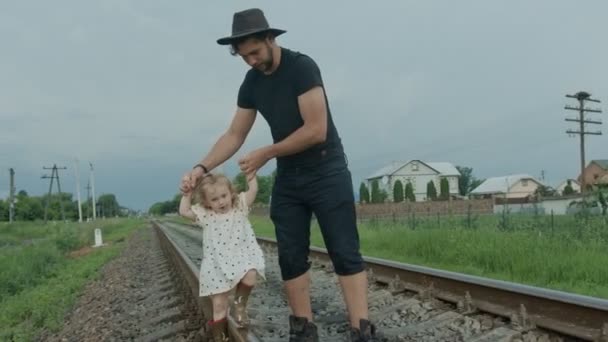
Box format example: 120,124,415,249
238,146,273,176
179,167,205,194
189,166,205,189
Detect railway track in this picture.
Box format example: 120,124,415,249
153,220,608,341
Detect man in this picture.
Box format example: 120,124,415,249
180,8,383,342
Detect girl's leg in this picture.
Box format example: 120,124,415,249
209,292,230,342
210,291,230,320
232,269,257,327
241,269,257,286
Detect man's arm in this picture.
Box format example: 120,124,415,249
198,107,257,170
266,86,327,158
184,107,256,190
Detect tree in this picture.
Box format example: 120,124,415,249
563,180,575,195
439,177,450,200
0,200,7,221
598,191,607,216
256,174,273,205
393,180,404,203
379,190,388,203
97,194,121,217
159,200,176,215
404,182,416,202
22,193,54,220
370,180,382,203
171,194,181,212
470,178,484,193
0,189,124,221
233,172,273,205
534,185,557,198
148,202,164,216
456,165,484,195
426,181,437,201
39,192,78,221
233,173,248,192
359,182,370,204
15,196,43,221
456,166,472,196
82,199,95,219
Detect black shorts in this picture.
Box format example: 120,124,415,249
270,153,364,281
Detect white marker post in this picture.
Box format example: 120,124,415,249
93,228,105,247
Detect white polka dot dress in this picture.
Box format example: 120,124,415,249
191,192,265,297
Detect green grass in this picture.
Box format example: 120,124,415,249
0,218,143,341
249,215,608,299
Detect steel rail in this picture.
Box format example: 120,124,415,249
256,237,608,341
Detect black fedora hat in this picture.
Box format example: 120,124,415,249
217,8,286,45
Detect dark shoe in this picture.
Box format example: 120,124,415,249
289,315,319,342
209,318,230,342
350,319,386,342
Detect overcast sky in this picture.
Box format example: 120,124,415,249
1,1,607,211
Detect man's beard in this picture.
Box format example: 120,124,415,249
256,45,274,72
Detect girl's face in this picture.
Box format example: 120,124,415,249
204,184,233,214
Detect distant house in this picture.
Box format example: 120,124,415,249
365,160,460,202
598,174,608,187
469,174,543,200
579,160,608,190
555,179,581,195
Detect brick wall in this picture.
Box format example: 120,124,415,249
251,199,494,218
355,199,493,218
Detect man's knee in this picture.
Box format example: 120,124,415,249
329,249,365,276
278,248,311,281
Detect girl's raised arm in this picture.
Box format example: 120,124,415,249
179,193,196,220
245,173,258,207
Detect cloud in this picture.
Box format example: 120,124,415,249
1,0,607,210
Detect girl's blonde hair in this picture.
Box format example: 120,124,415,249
192,173,239,209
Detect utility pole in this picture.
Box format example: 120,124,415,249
540,170,545,182
42,164,67,223
565,91,602,194
9,168,15,223
89,162,97,220
74,159,83,222
85,181,91,221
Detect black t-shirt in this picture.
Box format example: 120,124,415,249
237,47,343,168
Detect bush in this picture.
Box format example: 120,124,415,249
426,181,438,201
393,180,404,203
53,229,80,253
0,244,64,301
405,182,416,202
359,183,370,204
440,177,450,200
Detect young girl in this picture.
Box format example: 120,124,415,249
179,172,265,342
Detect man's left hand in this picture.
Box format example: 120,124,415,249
238,146,272,175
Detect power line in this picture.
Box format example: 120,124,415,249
564,91,602,194
41,164,67,223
